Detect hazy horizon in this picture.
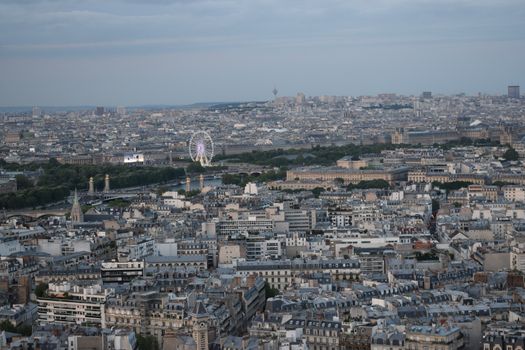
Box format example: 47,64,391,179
1,0,524,106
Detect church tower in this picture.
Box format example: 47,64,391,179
191,301,209,350
70,189,83,223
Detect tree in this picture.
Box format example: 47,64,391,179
347,180,390,191
311,187,325,198
35,282,48,298
492,181,512,187
186,162,206,174
0,320,16,333
156,185,170,196
184,190,201,198
503,147,519,161
264,282,279,299
137,334,160,350
334,178,345,186
0,320,32,336
107,199,130,208
431,199,440,213
15,175,33,190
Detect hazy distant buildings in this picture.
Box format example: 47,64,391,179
508,85,520,99
95,106,105,116
296,92,306,105
116,106,126,115
32,106,41,117
422,91,432,99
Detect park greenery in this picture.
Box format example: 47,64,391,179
346,179,390,190
0,159,186,210
186,161,206,174
216,143,399,166
492,181,513,187
186,162,228,174
216,138,501,167
107,199,131,208
177,189,201,198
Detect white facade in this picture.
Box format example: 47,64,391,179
38,283,113,327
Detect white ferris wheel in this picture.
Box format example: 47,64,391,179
189,131,214,166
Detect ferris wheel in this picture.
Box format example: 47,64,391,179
189,131,214,166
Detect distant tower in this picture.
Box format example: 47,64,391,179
272,86,278,99
508,85,520,99
116,106,126,116
70,189,83,223
95,106,105,116
199,174,204,191
32,106,41,118
392,128,409,145
421,91,432,99
103,174,110,193
296,92,306,105
191,301,209,350
186,176,191,193
456,116,471,131
88,177,94,195
500,126,515,145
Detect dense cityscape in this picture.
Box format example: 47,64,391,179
0,88,522,349
2,0,525,348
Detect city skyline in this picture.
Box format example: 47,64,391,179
1,0,524,106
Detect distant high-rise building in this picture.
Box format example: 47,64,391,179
32,106,41,117
508,85,520,99
296,92,306,105
116,106,126,115
95,106,105,116
422,91,432,99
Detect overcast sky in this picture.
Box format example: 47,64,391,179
1,0,524,106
